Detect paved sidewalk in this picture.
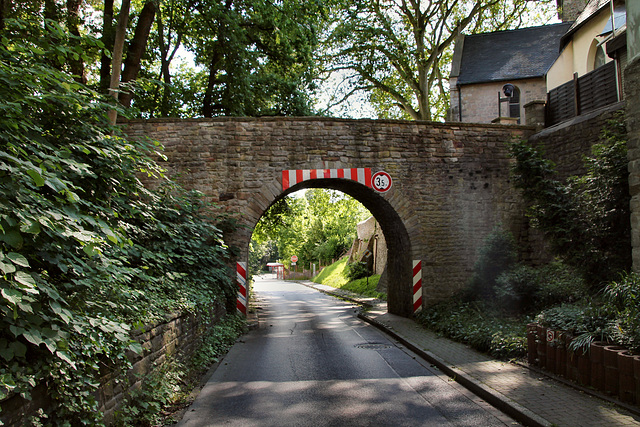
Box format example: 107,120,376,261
298,280,640,427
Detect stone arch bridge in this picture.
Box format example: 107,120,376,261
124,117,533,317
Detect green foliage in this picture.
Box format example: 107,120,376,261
251,190,370,275
312,257,347,285
422,228,589,360
190,314,248,369
249,240,279,275
509,112,630,286
465,228,517,302
535,272,640,353
339,275,385,300
603,273,640,352
144,0,324,118
0,18,234,424
535,302,608,336
312,257,349,288
344,261,370,281
114,315,247,426
114,359,187,427
312,258,385,299
495,261,586,313
416,302,527,360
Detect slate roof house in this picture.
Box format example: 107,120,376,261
448,0,627,127
448,22,572,124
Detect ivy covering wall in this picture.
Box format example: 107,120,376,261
0,19,235,425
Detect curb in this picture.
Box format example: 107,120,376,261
357,312,552,427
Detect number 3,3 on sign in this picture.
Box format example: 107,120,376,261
371,171,392,193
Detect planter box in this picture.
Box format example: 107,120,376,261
527,324,639,405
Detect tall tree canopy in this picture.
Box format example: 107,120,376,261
132,0,326,117
319,0,556,121
1,0,556,120
0,0,324,119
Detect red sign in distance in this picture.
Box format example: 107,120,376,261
291,255,298,263
371,171,392,193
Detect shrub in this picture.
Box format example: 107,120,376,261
535,261,586,307
495,261,586,313
0,18,235,424
604,272,640,352
534,273,640,352
495,264,540,313
509,112,630,287
535,302,611,345
415,301,527,360
113,314,247,426
465,228,517,302
344,261,371,281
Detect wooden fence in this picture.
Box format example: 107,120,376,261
546,61,618,126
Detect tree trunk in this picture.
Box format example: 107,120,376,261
202,48,224,118
118,1,156,107
108,0,130,125
66,0,86,84
157,14,185,117
0,0,8,30
99,0,115,93
44,0,58,22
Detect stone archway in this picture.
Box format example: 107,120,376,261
124,117,532,316
249,177,415,317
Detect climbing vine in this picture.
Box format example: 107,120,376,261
509,112,630,287
0,18,234,424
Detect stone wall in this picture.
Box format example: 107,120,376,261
529,101,625,181
626,57,640,272
522,101,626,265
450,78,547,124
0,304,226,426
349,216,387,277
99,304,226,424
123,117,533,311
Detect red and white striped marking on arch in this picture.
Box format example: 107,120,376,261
413,260,423,313
236,262,248,316
282,168,372,191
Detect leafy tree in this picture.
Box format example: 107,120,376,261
183,0,324,117
319,0,556,120
251,190,370,273
134,0,198,117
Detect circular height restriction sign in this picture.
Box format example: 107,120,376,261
371,171,392,193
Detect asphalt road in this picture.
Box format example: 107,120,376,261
177,275,517,427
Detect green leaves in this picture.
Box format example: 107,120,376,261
320,0,555,120
0,17,233,425
27,169,45,187
509,112,630,287
252,189,370,272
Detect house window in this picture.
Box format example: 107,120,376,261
594,45,606,69
508,86,520,120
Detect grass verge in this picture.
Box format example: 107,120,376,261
312,258,386,300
